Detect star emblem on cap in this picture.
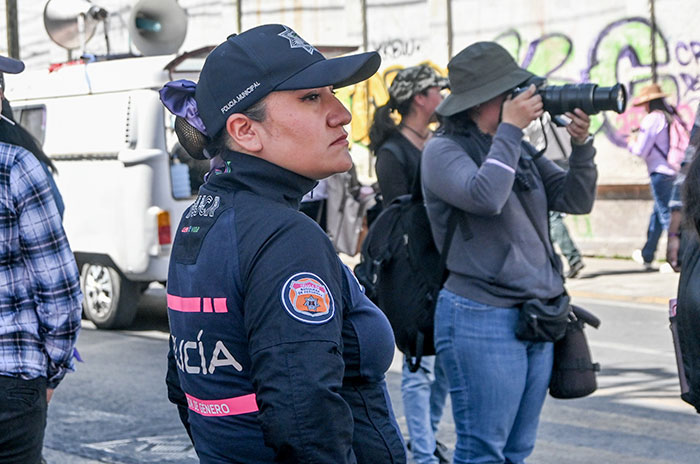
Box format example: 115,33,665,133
278,25,317,55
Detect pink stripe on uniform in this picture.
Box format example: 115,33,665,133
167,294,201,312
185,393,258,417
213,298,228,313
167,294,229,313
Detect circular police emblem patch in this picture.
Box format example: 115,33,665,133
280,272,335,324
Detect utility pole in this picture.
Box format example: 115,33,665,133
236,0,242,33
649,0,658,83
446,0,453,60
5,0,19,58
361,0,371,175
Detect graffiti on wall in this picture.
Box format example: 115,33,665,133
372,38,423,60
339,16,700,148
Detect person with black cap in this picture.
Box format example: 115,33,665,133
159,24,405,463
368,64,450,464
0,55,83,463
422,42,597,463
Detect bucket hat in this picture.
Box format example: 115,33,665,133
436,41,533,117
388,65,448,106
195,24,380,137
632,83,668,106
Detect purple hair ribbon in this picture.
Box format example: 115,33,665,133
159,79,209,136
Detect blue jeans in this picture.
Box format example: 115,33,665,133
434,290,553,464
642,172,675,263
401,355,449,464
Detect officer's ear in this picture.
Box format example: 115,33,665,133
225,113,263,153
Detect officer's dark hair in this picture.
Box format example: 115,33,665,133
0,99,57,174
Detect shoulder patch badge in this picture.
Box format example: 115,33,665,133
280,272,335,324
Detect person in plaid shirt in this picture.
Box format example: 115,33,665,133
0,54,82,464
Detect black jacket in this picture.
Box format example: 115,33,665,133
677,233,700,413
165,150,405,463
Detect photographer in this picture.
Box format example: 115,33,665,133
422,42,597,464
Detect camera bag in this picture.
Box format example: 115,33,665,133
549,305,601,399
515,294,570,343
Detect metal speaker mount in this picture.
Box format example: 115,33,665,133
44,0,108,50
129,0,188,56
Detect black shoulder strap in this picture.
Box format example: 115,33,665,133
410,161,459,271
442,133,563,281
378,138,414,189
516,144,564,283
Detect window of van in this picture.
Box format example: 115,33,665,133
14,105,46,145
165,111,209,198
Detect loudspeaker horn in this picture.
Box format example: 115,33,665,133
129,0,188,56
43,0,108,50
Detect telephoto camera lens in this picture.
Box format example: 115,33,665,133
512,77,628,116
539,83,627,116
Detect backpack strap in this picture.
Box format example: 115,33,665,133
405,206,460,372
377,138,415,193
652,112,689,159
405,134,473,371
405,142,460,372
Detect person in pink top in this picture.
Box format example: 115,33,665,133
627,83,680,270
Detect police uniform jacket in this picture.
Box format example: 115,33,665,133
166,149,406,464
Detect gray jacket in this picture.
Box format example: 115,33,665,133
422,122,597,307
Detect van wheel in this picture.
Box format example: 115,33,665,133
81,263,139,329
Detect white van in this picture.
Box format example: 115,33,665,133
5,51,210,329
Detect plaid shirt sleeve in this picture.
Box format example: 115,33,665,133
11,150,82,388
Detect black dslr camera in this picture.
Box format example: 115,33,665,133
511,76,627,116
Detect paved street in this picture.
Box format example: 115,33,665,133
42,258,700,463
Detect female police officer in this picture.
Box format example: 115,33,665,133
159,24,405,464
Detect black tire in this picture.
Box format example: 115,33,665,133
80,263,140,329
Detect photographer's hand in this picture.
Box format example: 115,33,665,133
502,84,543,129
565,109,591,144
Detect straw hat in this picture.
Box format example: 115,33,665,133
632,83,668,106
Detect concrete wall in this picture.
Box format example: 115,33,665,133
4,0,699,259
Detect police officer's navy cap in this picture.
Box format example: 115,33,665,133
0,54,24,74
196,24,381,136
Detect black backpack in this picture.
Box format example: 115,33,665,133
354,168,458,372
